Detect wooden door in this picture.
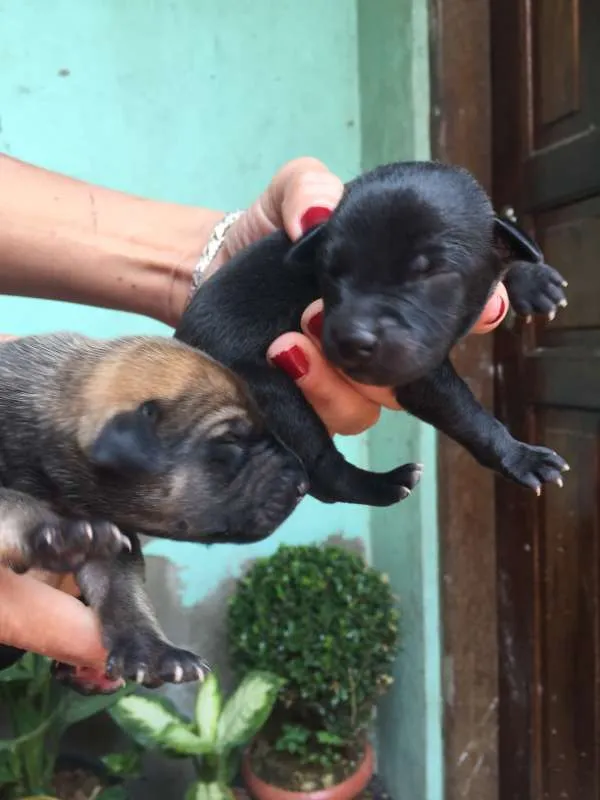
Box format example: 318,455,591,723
491,0,600,797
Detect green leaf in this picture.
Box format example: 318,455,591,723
0,705,61,752
185,781,236,800
0,652,40,683
0,750,17,783
109,695,203,754
316,731,345,746
101,747,143,779
215,671,283,752
159,723,205,755
195,673,222,747
61,682,136,729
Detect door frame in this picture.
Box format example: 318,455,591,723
429,1,500,798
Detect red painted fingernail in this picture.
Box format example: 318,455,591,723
489,295,507,325
307,311,323,340
300,206,332,234
271,346,309,380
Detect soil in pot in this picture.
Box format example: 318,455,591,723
248,736,371,794
50,754,117,800
50,766,106,800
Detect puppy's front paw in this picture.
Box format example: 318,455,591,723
386,462,423,500
27,519,131,572
505,262,568,322
369,462,423,506
500,442,569,494
106,630,209,688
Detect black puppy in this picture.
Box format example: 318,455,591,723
176,161,568,503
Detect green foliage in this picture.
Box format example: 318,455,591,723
185,783,236,800
227,544,400,744
109,670,284,798
0,653,136,798
274,724,348,770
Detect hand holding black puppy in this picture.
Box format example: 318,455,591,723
177,160,569,501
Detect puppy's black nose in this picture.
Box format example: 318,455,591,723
335,325,378,362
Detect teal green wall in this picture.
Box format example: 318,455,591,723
357,4,443,799
0,0,370,588
0,2,441,798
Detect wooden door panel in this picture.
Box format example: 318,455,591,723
492,0,600,796
533,0,581,139
526,0,600,209
536,410,599,800
537,197,600,330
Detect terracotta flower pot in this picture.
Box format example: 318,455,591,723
242,742,374,800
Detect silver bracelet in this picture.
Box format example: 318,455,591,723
189,210,244,300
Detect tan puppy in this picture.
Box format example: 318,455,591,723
0,334,307,690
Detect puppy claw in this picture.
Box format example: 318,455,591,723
83,523,94,541
558,298,568,308
525,315,533,324
116,530,132,552
562,280,569,287
107,634,208,688
535,485,542,497
562,463,571,472
555,477,564,488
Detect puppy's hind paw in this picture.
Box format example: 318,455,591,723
28,519,131,573
106,630,210,689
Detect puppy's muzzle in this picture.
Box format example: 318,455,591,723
323,316,384,378
323,316,434,387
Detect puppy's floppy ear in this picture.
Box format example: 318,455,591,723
89,402,165,475
493,215,544,264
286,222,329,265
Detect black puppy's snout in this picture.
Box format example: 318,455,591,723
330,321,378,364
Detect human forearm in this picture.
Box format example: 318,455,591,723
0,154,224,326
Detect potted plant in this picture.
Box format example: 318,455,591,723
109,670,284,800
227,544,400,800
0,652,139,799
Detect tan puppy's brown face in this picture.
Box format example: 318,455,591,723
70,338,308,543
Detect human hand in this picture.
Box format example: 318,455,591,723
218,157,509,436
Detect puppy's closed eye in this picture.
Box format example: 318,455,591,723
409,254,433,274
208,436,247,472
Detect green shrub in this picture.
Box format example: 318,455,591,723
227,544,400,742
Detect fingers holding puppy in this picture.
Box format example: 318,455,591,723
266,332,382,436
269,284,510,435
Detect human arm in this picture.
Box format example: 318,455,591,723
0,153,507,432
